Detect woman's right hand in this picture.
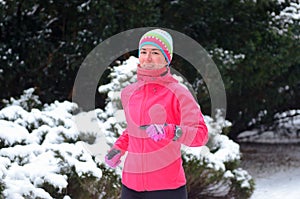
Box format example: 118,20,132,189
105,148,122,168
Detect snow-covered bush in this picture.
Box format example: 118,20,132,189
237,109,300,143
183,113,254,198
98,56,255,198
0,89,120,198
270,1,300,37
2,88,42,111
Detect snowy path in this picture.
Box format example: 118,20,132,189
251,167,300,199
240,143,300,199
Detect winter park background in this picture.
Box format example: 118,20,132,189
0,1,300,199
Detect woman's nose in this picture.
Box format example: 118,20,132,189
146,53,152,60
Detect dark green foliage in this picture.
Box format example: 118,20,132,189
2,88,42,111
0,180,4,199
0,0,162,107
184,155,227,199
228,169,255,199
95,163,122,199
0,0,299,141
163,0,300,139
39,182,67,199
36,163,121,199
64,164,121,199
183,155,254,199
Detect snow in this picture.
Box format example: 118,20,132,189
279,2,300,20
210,48,246,65
213,135,240,163
0,120,30,146
251,167,300,199
270,1,300,36
0,68,295,198
233,168,253,189
4,179,53,199
1,1,299,194
0,97,105,198
241,142,300,199
238,110,300,143
240,109,300,199
100,56,300,198
0,79,297,199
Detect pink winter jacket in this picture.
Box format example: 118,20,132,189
114,66,208,191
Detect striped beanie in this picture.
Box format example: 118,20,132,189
139,29,173,65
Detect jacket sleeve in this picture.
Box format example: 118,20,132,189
112,86,130,152
113,128,129,152
174,85,208,147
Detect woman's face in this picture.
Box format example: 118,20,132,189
139,45,167,70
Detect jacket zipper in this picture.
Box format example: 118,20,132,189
140,83,148,190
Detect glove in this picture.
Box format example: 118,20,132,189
105,148,122,168
141,124,175,142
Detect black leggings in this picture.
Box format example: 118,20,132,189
121,184,188,199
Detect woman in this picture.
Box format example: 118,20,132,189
105,29,208,199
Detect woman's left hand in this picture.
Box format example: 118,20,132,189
140,124,175,142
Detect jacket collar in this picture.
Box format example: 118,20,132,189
137,65,178,84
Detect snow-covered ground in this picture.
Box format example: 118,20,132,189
252,167,300,199
240,143,300,199
238,109,300,198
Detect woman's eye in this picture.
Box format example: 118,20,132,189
140,51,146,54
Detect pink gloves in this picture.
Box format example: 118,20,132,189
146,124,166,141
141,124,175,142
105,148,122,168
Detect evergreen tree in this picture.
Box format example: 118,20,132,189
1,0,299,141
0,0,161,106
161,0,300,139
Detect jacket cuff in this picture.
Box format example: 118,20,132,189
164,124,176,140
112,146,126,155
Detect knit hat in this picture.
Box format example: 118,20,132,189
138,29,173,65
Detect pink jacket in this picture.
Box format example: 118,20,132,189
114,66,208,191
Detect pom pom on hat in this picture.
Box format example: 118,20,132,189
139,29,173,65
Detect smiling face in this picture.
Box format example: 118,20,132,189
139,45,168,70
